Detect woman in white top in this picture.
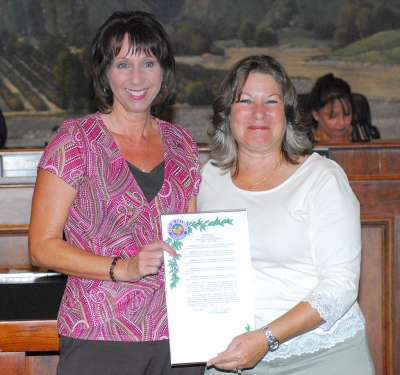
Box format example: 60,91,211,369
197,55,374,375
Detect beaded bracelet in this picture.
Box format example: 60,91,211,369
109,256,121,282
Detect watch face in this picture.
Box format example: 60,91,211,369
263,326,279,351
269,340,279,351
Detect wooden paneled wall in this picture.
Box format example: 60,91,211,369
319,141,400,375
201,141,400,375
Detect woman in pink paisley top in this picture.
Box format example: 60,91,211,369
29,11,203,375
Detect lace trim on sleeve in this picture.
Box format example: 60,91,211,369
263,303,365,362
303,291,342,330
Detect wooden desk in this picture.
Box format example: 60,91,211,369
1,143,399,374
309,141,399,375
0,320,59,374
0,150,60,374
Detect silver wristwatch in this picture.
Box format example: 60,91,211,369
262,325,279,352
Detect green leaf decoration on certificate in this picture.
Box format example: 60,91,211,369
245,324,251,332
166,217,233,289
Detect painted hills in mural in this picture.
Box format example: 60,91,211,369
0,0,399,114
0,0,400,145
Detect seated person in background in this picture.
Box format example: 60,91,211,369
0,108,6,149
309,73,380,142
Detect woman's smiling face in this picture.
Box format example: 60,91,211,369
230,72,286,155
107,34,163,115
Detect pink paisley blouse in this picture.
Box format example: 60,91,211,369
38,112,201,341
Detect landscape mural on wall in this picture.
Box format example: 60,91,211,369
0,0,400,147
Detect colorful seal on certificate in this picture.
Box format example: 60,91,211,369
168,219,188,240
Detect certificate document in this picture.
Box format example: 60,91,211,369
161,210,255,365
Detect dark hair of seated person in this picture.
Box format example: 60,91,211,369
352,93,380,140
0,108,7,149
308,73,380,142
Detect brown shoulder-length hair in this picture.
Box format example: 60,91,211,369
90,11,175,115
209,55,312,174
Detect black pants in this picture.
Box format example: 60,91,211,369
58,336,205,375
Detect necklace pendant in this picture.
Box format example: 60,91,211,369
142,168,146,172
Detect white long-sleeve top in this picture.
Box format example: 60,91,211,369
197,153,365,361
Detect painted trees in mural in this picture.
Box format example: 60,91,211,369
0,0,399,114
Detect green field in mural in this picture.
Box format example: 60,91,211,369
1,0,400,144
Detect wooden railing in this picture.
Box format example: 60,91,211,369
0,320,59,352
0,320,59,374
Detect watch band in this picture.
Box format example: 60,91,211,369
262,325,280,352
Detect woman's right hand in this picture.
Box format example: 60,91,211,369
117,240,177,282
206,329,268,372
